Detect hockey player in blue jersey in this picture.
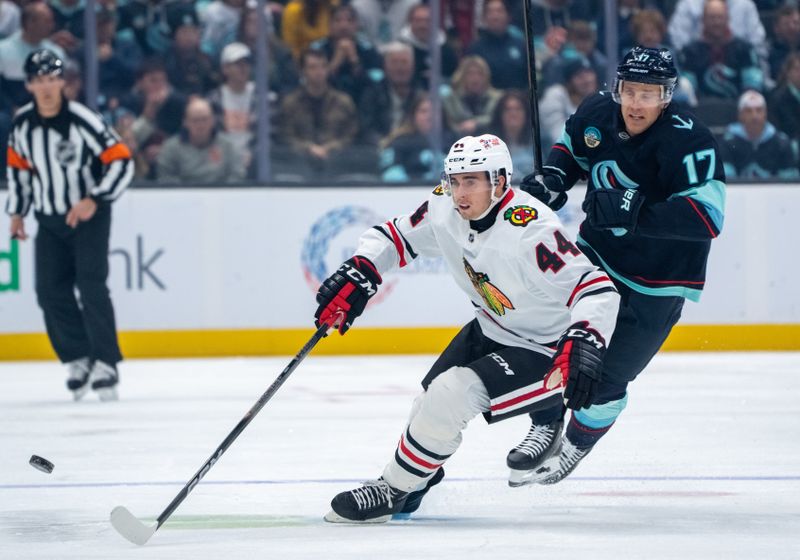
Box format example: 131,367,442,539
505,45,726,486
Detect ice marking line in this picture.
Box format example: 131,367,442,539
2,475,799,490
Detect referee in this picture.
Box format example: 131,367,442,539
5,49,134,401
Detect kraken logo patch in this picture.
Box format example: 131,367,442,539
584,126,602,148
463,258,514,316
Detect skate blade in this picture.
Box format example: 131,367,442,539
70,384,90,401
508,458,559,487
95,386,119,402
323,510,391,524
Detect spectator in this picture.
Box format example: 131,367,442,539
122,58,187,152
157,96,245,184
237,5,298,98
398,3,458,88
61,58,84,102
484,89,534,177
768,4,800,82
465,0,528,91
719,90,799,179
76,9,141,107
679,0,764,99
116,0,194,56
597,0,642,58
310,4,382,102
539,57,598,147
0,0,20,40
49,0,84,55
0,2,65,113
542,20,608,89
166,4,218,95
506,0,595,36
768,53,800,158
441,0,480,55
281,0,337,61
279,48,359,180
207,42,255,169
379,95,442,183
350,0,417,47
443,55,502,136
358,40,422,145
200,0,246,62
669,0,767,62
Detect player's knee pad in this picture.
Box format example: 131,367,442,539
412,366,489,441
573,394,629,429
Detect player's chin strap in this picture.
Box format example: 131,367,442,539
471,169,509,221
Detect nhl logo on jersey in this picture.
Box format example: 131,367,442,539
55,140,77,166
503,205,538,227
584,126,602,148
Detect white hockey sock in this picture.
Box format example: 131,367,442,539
383,366,490,492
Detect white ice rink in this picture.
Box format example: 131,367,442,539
1,352,799,559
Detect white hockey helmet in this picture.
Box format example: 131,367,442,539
442,134,513,210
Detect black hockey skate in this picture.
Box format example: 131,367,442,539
325,479,408,523
393,467,445,519
506,419,564,487
65,358,91,401
537,437,593,485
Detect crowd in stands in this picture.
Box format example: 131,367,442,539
1,0,798,184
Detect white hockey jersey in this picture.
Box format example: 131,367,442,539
356,187,620,356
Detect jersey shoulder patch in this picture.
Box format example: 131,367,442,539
503,204,539,227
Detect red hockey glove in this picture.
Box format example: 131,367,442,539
549,323,606,410
315,256,382,335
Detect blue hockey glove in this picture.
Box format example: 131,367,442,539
582,188,644,231
550,323,606,410
519,173,568,211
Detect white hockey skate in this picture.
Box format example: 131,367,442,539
65,357,91,401
89,361,119,401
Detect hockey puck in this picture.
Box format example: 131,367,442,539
29,455,54,474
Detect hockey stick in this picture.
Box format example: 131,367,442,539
522,0,544,175
110,322,332,546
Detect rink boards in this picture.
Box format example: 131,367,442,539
0,184,798,358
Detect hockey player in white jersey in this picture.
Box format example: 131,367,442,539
314,134,620,523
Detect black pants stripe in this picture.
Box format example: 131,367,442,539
34,204,122,366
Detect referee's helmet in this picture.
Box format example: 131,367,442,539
24,49,64,81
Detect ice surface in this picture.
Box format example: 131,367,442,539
1,352,799,559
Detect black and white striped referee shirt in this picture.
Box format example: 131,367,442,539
5,99,134,217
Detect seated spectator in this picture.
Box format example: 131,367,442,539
200,0,246,62
539,58,598,147
207,42,255,169
630,9,697,107
62,58,84,102
279,48,360,180
483,90,534,177
768,53,800,158
237,5,298,98
116,0,193,56
166,4,218,95
542,20,608,90
669,0,767,62
0,0,20,40
310,4,382,102
351,0,418,47
719,90,799,179
0,1,65,113
506,0,595,36
398,3,458,88
157,97,245,184
597,0,642,58
465,0,528,91
768,4,800,83
281,0,337,61
442,55,502,136
380,95,444,183
679,0,764,99
440,1,480,56
121,58,187,151
358,40,422,145
49,0,84,55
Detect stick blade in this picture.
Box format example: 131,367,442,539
110,506,157,546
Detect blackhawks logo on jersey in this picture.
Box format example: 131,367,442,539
463,258,515,316
503,205,538,227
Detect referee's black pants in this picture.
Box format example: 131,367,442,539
34,204,122,367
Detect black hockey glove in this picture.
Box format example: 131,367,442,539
550,323,606,410
315,256,382,335
519,172,568,211
582,188,644,232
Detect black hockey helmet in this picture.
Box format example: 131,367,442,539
612,46,677,104
24,49,64,81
